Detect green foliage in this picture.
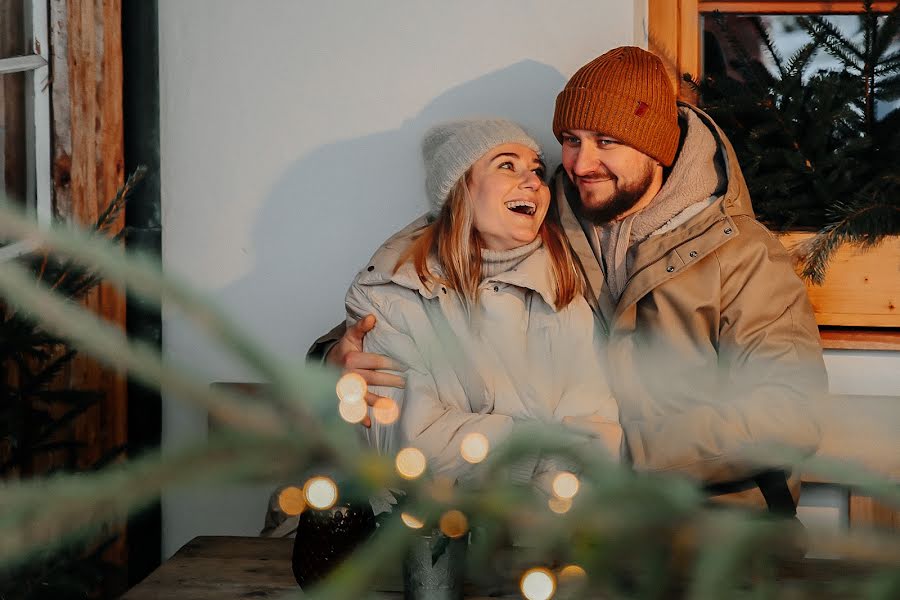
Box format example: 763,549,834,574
689,1,900,283
0,168,144,598
0,191,898,599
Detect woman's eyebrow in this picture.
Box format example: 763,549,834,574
489,151,521,161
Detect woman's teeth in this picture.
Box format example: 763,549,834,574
505,200,536,215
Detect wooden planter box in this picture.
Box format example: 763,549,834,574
778,232,899,328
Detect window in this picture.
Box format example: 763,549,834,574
649,1,899,100
649,1,900,351
0,0,50,259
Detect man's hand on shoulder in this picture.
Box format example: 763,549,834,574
326,314,406,428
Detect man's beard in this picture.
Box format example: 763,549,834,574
572,164,655,225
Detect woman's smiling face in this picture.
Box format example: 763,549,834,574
467,143,549,251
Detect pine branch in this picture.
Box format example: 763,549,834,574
786,42,819,77
750,16,786,78
92,166,147,236
798,15,864,69
869,0,900,60
799,202,900,283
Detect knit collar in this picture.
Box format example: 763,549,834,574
358,239,557,309
480,237,542,279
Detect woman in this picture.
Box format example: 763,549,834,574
346,119,621,489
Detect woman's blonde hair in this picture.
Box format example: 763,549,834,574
395,172,584,309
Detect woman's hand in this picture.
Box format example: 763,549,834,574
326,314,406,427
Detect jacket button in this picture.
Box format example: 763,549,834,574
689,250,698,258
724,227,733,235
367,265,375,272
493,285,499,292
666,266,675,273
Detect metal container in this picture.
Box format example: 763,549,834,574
402,533,467,600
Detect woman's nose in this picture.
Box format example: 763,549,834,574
520,169,542,190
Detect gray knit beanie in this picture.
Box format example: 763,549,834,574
422,118,542,215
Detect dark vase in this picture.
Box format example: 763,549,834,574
291,503,377,589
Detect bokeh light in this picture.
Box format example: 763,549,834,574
338,399,368,423
559,564,586,582
520,567,556,600
401,512,424,529
459,432,489,464
372,397,399,425
303,476,338,510
551,472,580,499
395,447,427,479
277,486,306,516
336,372,367,404
439,510,468,538
548,495,572,514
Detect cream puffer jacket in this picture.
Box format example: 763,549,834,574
344,229,623,485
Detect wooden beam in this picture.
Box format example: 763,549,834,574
699,1,899,13
48,0,127,593
649,0,701,102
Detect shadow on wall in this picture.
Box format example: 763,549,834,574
220,60,569,351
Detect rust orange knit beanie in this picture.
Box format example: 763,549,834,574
553,46,680,166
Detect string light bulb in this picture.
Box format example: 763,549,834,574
303,476,338,510
559,564,586,581
338,399,368,423
439,510,468,538
520,567,556,600
372,397,399,425
335,372,367,404
459,432,489,464
401,512,424,529
395,447,427,479
548,495,572,514
551,472,580,499
277,486,306,516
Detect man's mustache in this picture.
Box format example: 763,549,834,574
575,168,615,182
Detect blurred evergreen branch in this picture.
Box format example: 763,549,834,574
688,1,900,283
0,198,898,599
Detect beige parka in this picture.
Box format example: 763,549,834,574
555,104,828,490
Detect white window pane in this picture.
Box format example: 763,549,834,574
1,0,27,59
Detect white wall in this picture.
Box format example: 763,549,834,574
158,0,900,560
159,0,645,559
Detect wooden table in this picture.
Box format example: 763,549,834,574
123,535,884,599
122,536,516,599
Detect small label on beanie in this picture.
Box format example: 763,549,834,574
634,101,649,117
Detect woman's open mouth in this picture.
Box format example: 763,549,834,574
505,200,536,216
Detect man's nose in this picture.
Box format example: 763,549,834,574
572,144,600,176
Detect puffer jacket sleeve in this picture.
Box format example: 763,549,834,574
624,220,827,482
345,282,516,481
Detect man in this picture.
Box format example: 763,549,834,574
314,46,828,512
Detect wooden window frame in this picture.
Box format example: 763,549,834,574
649,0,900,352
0,0,51,261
